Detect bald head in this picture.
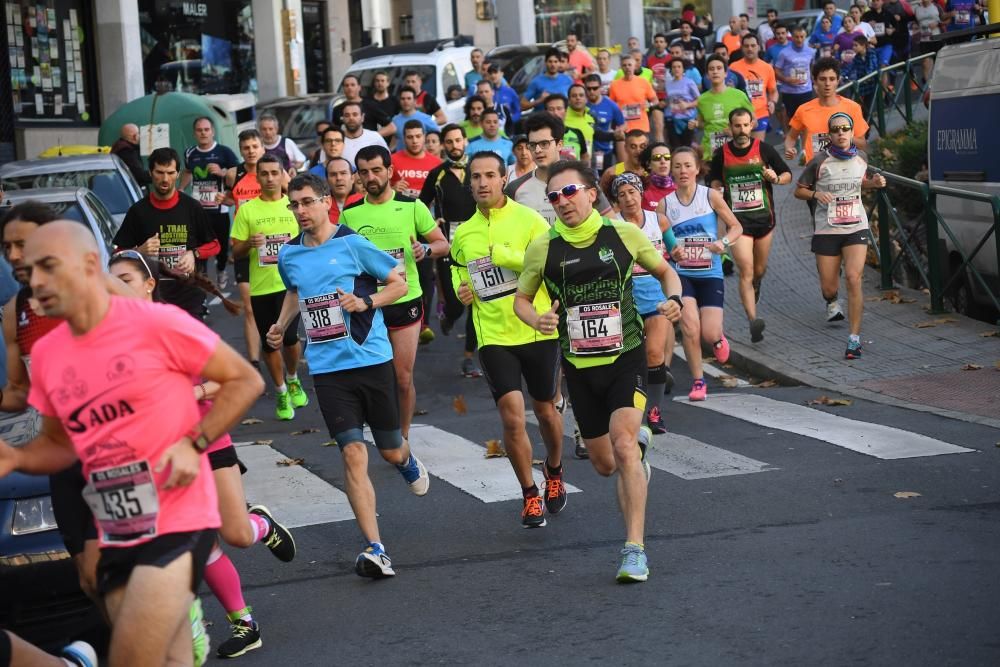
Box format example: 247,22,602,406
121,123,139,143
26,221,104,320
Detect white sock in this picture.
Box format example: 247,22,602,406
275,383,287,393
286,373,298,383
849,334,861,343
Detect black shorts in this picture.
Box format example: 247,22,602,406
679,275,725,308
96,529,215,598
251,290,300,352
313,361,403,450
208,445,247,474
561,346,648,440
235,256,250,284
479,340,561,403
741,220,775,240
382,297,423,330
782,91,815,120
811,230,869,256
50,461,97,557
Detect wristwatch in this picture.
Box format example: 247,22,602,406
422,243,432,259
721,237,731,249
668,294,684,310
186,428,211,452
362,294,375,310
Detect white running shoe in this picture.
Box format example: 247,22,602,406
826,300,845,322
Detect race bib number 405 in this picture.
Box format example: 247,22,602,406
468,256,517,301
84,461,159,545
567,302,624,355
299,293,348,343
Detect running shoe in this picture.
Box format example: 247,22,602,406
249,505,297,562
750,318,766,343
713,335,730,364
217,620,262,659
722,256,734,276
845,338,863,360
638,425,652,483
440,317,455,336
573,425,588,459
61,641,98,667
647,406,666,434
616,543,649,583
190,598,210,666
752,278,762,304
419,326,436,344
688,379,707,401
217,271,230,291
356,544,395,578
663,366,675,394
521,494,546,528
287,377,309,408
826,300,845,322
543,467,567,514
461,357,483,378
274,389,295,421
398,455,430,496
554,396,566,415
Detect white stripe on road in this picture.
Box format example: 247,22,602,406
673,346,751,388
234,441,356,528
408,424,582,503
675,394,975,459
647,432,775,479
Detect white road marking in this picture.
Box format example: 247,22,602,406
234,441,356,528
673,346,751,387
408,424,582,503
647,432,776,479
675,394,975,459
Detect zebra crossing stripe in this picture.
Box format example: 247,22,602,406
647,432,776,479
675,394,975,459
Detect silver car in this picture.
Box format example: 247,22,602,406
0,154,142,226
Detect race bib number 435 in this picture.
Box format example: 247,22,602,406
84,460,159,545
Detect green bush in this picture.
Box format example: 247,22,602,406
867,120,928,220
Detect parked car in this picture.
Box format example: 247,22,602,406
484,44,550,96
256,93,342,161
0,188,120,266
0,154,142,226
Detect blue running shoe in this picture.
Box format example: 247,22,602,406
356,543,395,578
61,641,97,667
397,455,429,496
616,543,649,583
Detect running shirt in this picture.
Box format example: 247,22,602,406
596,69,616,96
774,44,817,95
789,96,869,162
696,87,754,161
277,225,398,373
15,287,60,378
231,164,261,215
523,73,574,110
390,151,442,198
517,212,663,369
642,177,676,213
663,185,723,279
466,135,515,165
665,77,700,121
420,163,477,240
728,59,777,120
340,193,438,303
798,150,871,236
263,135,307,170
609,76,657,133
630,210,668,315
231,196,299,297
27,297,222,548
587,97,625,154
392,111,439,147
646,51,671,100
449,198,556,347
709,139,791,231
184,142,239,213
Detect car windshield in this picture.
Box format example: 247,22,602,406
343,65,437,100
1,169,133,216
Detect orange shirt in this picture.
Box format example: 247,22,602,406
729,58,777,119
567,47,594,77
790,96,869,162
722,31,742,55
609,76,657,133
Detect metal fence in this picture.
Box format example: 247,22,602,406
837,52,935,138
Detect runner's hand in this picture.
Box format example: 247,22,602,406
815,191,835,205
870,174,886,188
657,298,681,322
784,145,797,161
250,233,266,248
411,235,426,261
707,240,726,255
763,167,778,183
138,234,160,256
175,250,196,274
266,324,285,349
214,192,226,204
336,288,367,312
0,440,18,478
395,178,411,193
457,281,473,305
687,119,697,130
670,244,684,262
207,162,224,176
536,300,559,334
157,439,201,489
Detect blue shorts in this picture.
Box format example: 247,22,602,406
633,274,667,317
679,275,725,308
876,45,893,67
756,117,771,133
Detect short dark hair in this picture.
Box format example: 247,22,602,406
321,126,344,142
441,123,466,140
824,0,836,6
476,79,493,90
0,201,58,233
741,33,759,45
767,8,778,15
653,32,667,41
355,144,392,168
545,159,597,190
739,12,749,19
706,54,727,69
568,83,586,95
669,57,686,68
426,129,442,141
238,128,261,144
326,156,354,174
469,150,507,174
811,56,841,79
192,115,214,129
257,153,283,170
288,172,330,198
728,107,754,123
852,34,869,45
480,108,500,121
544,93,568,109
403,70,421,80
624,128,647,141
679,20,694,29
148,147,179,171
340,100,364,115
567,30,578,38
341,74,360,85
545,47,563,61
399,86,418,98
524,111,565,141
713,42,729,53
403,119,425,133
464,95,486,117
583,73,602,86
792,24,808,34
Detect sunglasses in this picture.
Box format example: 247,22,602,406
110,249,154,277
585,86,601,91
546,183,589,203
829,125,853,134
650,152,671,161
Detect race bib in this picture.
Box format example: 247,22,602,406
731,178,765,212
710,131,729,152
828,195,863,226
652,66,666,91
811,133,832,155
567,302,623,355
299,293,348,343
194,181,219,207
677,236,713,270
468,256,518,301
83,461,159,545
633,239,665,276
955,10,971,24
378,248,406,287
792,67,808,86
669,96,685,115
623,104,643,121
159,245,186,270
258,233,291,267
873,22,886,36
746,79,764,99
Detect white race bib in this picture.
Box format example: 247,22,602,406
468,256,518,301
811,133,832,155
194,181,219,207
258,233,291,267
299,293,348,343
710,131,729,152
632,239,664,276
792,67,808,86
873,22,886,36
623,104,643,121
828,195,863,227
677,236,713,270
83,461,159,545
567,302,624,355
159,245,186,270
746,79,764,99
732,178,765,212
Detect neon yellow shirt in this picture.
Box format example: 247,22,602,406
231,196,298,296
564,107,596,155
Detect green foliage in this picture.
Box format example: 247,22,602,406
868,120,928,220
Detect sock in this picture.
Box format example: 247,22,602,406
647,364,667,418
522,484,539,498
545,461,562,477
624,541,645,551
248,513,270,543
368,541,385,553
285,373,298,383
204,547,252,624
275,383,287,394
849,334,861,343
825,293,838,304
395,456,412,471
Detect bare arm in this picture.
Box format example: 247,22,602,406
783,126,802,160
0,415,78,477
379,122,397,140
708,188,743,250
192,340,264,443
1,299,29,413
179,170,193,192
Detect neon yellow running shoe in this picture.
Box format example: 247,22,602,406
190,598,210,666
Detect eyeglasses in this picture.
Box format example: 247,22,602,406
287,196,327,210
110,249,154,278
585,86,601,91
528,139,556,151
546,183,589,203
829,125,853,134
650,152,671,161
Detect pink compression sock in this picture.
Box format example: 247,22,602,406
248,513,270,543
204,546,252,622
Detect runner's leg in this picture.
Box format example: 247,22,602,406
497,391,534,488
238,282,260,364
1,630,93,667
753,232,774,287
280,342,302,383
732,236,757,321
643,315,668,428
680,296,703,381
388,323,420,438
815,253,843,303
531,397,563,467
609,406,647,545
842,244,866,336
341,441,382,545
698,305,724,349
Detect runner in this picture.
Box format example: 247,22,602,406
514,160,683,582
693,55,754,164
708,108,792,342
584,73,626,174
784,58,868,164
611,172,677,434
0,221,262,666
308,126,346,178
340,102,391,167
662,147,743,402
639,142,675,212
333,74,396,142
180,116,239,289
343,145,450,440
258,112,307,173
404,71,448,126
391,120,442,198
608,54,657,137
326,157,363,224
108,250,296,659
466,109,514,165
795,113,886,358
773,27,817,131
520,48,574,112
507,134,534,182
663,58,700,150
598,129,648,202
451,151,566,527
267,172,430,578
114,147,220,320
728,34,778,141
543,93,590,162
231,153,307,421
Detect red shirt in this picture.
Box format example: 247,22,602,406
329,193,364,223
390,151,442,198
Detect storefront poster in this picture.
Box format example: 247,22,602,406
54,93,62,115
34,93,43,111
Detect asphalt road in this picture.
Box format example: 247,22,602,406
197,295,1000,667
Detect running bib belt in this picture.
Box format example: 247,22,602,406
468,256,517,301
83,460,159,545
258,233,291,267
567,302,623,355
159,245,186,269
299,293,348,343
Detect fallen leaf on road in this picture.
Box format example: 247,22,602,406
453,395,468,415
322,440,338,447
809,396,853,406
290,428,320,436
915,318,957,328
719,375,741,388
414,408,429,416
833,478,844,485
880,290,916,304
254,439,273,446
532,458,544,465
753,379,778,388
276,458,304,467
960,364,982,371
893,491,921,499
241,418,263,425
484,439,506,458
980,330,1000,338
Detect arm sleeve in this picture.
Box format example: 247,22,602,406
413,200,438,236
662,225,677,251
418,167,437,208
516,236,548,296
761,142,793,175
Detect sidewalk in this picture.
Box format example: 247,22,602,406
718,167,1000,429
